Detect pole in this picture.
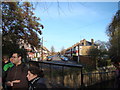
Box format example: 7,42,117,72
42,37,43,61
78,44,80,63
81,67,84,88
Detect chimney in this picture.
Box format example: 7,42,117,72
83,39,86,46
91,39,94,45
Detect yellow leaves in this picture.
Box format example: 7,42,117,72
23,2,31,7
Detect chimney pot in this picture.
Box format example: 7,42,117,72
83,39,86,46
91,39,94,45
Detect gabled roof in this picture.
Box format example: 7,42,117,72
42,46,50,52
65,39,98,51
79,39,97,46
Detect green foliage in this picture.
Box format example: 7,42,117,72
88,46,100,60
82,65,95,72
88,41,111,68
2,40,27,60
107,59,112,66
98,60,107,67
2,2,43,55
106,10,120,62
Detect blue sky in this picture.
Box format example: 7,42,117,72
33,2,118,52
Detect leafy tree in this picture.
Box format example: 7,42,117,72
88,40,111,68
88,46,100,68
95,40,109,56
51,46,55,55
2,2,43,55
106,10,120,62
95,40,110,67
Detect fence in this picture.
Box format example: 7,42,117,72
83,69,115,87
28,61,116,88
29,61,83,88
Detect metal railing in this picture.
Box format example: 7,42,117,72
28,61,116,88
83,70,115,87
29,61,83,88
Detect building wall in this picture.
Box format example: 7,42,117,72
80,46,92,55
79,46,98,55
79,55,96,68
65,39,98,57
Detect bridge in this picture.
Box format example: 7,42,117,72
28,61,116,89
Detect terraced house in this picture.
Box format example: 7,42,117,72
64,39,99,66
65,39,98,56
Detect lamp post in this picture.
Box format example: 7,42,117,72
41,37,43,61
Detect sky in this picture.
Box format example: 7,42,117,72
33,2,118,52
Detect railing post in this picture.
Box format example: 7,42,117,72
62,66,64,86
49,64,52,84
81,67,84,88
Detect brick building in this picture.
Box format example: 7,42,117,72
64,39,98,66
64,39,98,56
